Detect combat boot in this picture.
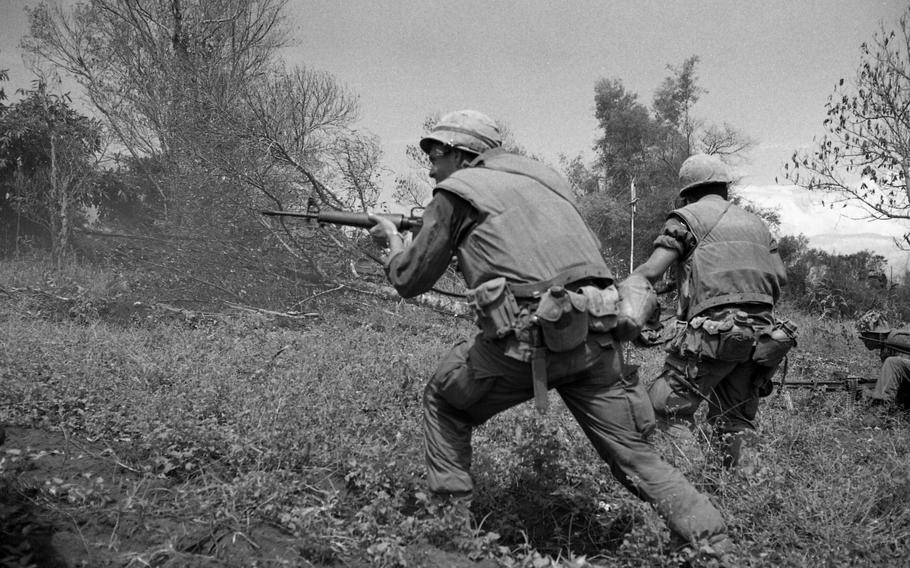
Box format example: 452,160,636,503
427,491,473,533
655,415,705,467
674,533,740,568
703,534,740,568
716,430,761,472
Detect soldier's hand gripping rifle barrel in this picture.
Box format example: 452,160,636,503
261,201,423,233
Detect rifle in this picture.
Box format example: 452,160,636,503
773,376,876,392
858,330,910,356
261,199,422,232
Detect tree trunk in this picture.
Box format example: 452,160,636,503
49,136,70,268
903,157,910,204
49,135,61,267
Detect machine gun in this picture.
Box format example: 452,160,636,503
261,199,422,232
773,376,876,392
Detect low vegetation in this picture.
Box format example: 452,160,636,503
1,255,908,567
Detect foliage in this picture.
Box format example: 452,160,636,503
576,56,756,270
0,62,7,104
733,191,781,233
392,113,439,208
21,0,390,280
785,7,910,244
22,0,291,223
0,82,104,264
776,234,910,320
2,253,909,567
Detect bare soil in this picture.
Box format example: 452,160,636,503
1,426,498,567
1,426,306,567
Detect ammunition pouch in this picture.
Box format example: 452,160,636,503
534,284,622,352
535,287,588,352
465,277,520,339
466,278,620,359
752,319,798,368
667,311,757,362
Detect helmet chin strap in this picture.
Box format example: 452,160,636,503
454,149,480,170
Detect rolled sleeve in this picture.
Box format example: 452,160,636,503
385,190,477,298
653,216,695,258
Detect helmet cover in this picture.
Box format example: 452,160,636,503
678,153,731,196
419,110,503,155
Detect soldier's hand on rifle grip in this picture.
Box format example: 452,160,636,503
368,213,396,245
368,213,406,259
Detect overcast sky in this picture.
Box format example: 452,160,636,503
276,0,906,185
2,0,909,269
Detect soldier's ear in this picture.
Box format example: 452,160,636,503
455,150,479,169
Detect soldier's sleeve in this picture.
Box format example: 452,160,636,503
384,190,478,298
652,216,696,258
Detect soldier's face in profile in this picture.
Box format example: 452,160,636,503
427,143,459,183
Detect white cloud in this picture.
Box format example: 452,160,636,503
739,184,910,275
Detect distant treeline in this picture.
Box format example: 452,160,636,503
777,233,909,321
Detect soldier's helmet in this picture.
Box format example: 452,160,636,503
857,309,890,333
678,153,732,196
419,110,502,156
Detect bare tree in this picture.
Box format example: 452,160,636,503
327,134,384,211
391,113,438,208
700,123,756,161
22,0,289,221
201,65,368,211
786,8,910,241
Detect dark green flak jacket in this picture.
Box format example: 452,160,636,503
672,195,782,320
436,149,612,290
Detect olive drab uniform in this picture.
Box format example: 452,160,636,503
868,355,910,408
860,327,910,408
407,148,729,543
649,194,795,466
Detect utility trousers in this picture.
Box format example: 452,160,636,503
648,351,767,467
423,332,727,543
864,356,910,408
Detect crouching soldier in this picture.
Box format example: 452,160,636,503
858,323,910,410
369,112,736,561
632,154,795,469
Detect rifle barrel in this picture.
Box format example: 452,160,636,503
260,209,422,232
260,210,315,219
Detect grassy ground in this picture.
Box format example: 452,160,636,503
1,256,908,567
